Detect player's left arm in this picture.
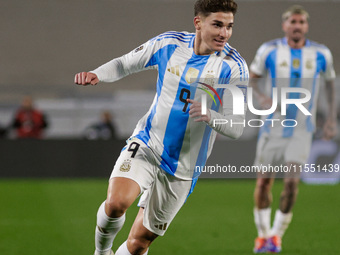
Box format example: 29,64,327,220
187,95,246,140
187,98,211,123
322,47,337,140
188,72,248,139
323,80,337,140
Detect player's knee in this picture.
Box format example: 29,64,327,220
284,179,299,194
257,178,272,191
127,236,150,254
105,199,129,218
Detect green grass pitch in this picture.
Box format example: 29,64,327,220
0,179,339,254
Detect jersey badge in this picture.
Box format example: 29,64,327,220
120,159,132,172
203,71,216,87
132,45,145,56
292,59,300,69
185,67,199,84
280,61,288,67
306,60,313,70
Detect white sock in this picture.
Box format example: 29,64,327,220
95,201,126,254
271,209,293,237
115,241,132,255
115,241,149,255
254,207,271,238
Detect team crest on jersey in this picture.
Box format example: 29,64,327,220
292,59,300,69
185,67,199,84
120,159,131,172
280,61,288,67
203,71,216,87
306,60,313,70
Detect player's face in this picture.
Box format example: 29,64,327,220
282,14,309,43
194,12,234,55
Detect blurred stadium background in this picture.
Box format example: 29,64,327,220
1,0,340,140
1,0,340,254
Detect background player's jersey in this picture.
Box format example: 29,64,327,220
250,37,336,138
92,31,248,180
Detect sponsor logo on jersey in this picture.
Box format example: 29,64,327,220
167,65,180,76
154,223,168,230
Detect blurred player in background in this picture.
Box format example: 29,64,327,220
84,110,118,140
75,0,248,254
249,5,336,253
11,95,49,139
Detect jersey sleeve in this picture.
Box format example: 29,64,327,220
249,43,270,76
91,37,162,83
322,47,336,81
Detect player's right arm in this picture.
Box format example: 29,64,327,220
73,51,142,86
74,33,171,86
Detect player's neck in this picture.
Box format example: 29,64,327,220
194,43,209,55
193,35,214,56
286,37,306,49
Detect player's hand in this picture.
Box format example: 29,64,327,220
188,99,211,123
322,119,337,140
74,72,99,86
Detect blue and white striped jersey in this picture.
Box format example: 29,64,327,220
250,37,336,138
92,31,248,180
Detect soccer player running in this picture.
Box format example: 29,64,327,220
249,5,337,253
74,0,248,254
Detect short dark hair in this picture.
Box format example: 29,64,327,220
194,0,238,17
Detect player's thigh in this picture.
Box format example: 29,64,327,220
283,134,312,179
254,136,287,168
285,134,312,166
139,170,194,236
106,138,157,213
105,177,141,217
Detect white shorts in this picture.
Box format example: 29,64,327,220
110,137,194,236
254,133,312,174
